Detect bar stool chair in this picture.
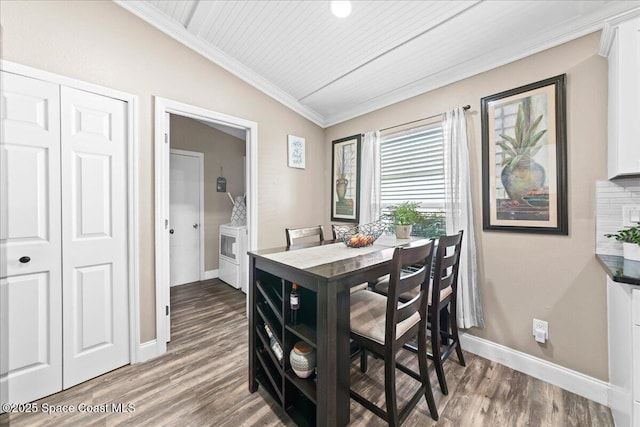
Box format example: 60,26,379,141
372,231,466,396
349,240,439,425
285,225,325,246
424,231,465,395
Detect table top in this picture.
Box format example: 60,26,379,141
249,235,428,281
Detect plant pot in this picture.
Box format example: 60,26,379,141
394,224,412,239
500,159,546,204
623,242,640,261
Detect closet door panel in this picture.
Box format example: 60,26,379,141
61,87,129,389
0,71,62,403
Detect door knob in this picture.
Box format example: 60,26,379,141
19,256,31,263
193,224,199,229
169,229,174,234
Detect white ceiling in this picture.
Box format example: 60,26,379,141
116,0,639,128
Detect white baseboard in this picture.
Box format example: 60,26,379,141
203,269,218,280
460,333,609,406
137,339,159,363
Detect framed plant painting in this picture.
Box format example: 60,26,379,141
331,134,361,223
287,135,305,169
481,74,567,234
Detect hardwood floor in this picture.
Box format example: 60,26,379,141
1,279,613,426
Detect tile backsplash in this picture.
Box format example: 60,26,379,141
596,178,640,255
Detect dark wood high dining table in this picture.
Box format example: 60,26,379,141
247,235,424,426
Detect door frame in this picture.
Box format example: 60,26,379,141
169,148,205,284
154,96,258,355
0,60,141,363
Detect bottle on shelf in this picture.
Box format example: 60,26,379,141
264,324,283,364
290,283,300,325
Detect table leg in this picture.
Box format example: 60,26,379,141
316,283,350,426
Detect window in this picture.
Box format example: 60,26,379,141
380,123,446,238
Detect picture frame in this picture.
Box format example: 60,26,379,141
331,134,361,223
287,135,305,169
481,74,567,234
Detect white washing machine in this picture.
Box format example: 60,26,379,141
219,223,248,293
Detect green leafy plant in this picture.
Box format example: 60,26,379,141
413,211,446,238
498,103,547,171
605,222,640,246
384,202,424,225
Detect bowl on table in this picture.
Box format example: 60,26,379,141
339,221,385,248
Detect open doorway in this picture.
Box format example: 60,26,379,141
154,97,258,356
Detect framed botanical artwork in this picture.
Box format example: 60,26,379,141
331,134,361,223
481,74,568,234
287,135,305,169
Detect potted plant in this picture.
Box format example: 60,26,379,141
605,222,640,261
385,202,424,239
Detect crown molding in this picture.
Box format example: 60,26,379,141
599,7,640,57
114,0,326,127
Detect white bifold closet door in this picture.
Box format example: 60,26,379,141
1,72,63,404
60,86,129,389
0,72,130,404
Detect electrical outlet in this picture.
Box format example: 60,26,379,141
532,318,548,343
622,205,640,227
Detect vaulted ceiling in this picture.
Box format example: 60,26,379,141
116,0,639,127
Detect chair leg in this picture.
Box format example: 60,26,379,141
431,309,448,395
418,323,439,421
360,348,368,373
449,300,466,367
384,351,399,426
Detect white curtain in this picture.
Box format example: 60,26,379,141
443,108,484,329
359,131,381,224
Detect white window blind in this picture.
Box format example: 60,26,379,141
380,124,445,211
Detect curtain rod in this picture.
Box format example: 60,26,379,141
379,105,470,132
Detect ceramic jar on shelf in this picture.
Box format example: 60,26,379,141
290,341,316,378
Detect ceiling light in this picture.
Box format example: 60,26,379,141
331,1,352,18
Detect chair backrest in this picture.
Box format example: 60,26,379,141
431,231,463,310
385,239,434,345
285,225,325,246
331,224,354,240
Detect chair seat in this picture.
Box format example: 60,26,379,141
374,276,452,305
350,290,420,345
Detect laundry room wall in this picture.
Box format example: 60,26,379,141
170,114,246,273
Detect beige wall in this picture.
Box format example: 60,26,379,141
169,115,246,271
0,1,326,342
325,32,609,380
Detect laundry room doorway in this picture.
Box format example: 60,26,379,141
154,97,257,354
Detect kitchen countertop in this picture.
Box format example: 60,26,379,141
596,254,640,286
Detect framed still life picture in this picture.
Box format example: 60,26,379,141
331,134,361,223
287,135,305,169
481,74,568,234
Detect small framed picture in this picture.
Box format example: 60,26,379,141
287,135,305,169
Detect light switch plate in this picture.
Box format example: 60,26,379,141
622,205,640,227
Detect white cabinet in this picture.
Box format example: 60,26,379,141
608,277,640,426
600,11,640,178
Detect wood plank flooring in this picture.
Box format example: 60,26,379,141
1,279,613,426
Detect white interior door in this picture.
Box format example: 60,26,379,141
60,86,129,388
169,149,202,287
0,72,63,403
